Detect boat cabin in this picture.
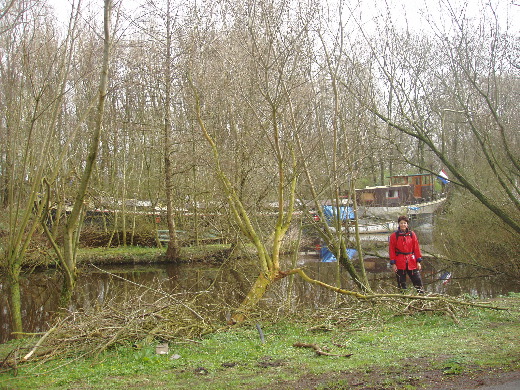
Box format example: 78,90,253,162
389,173,434,199
355,173,434,207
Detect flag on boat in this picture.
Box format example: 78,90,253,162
437,169,449,184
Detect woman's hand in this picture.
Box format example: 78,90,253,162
417,263,422,270
392,264,397,273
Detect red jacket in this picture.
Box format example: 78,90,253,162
389,230,422,270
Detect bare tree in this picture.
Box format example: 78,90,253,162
40,0,114,306
161,0,181,259
345,1,519,235
185,0,321,322
293,3,373,292
0,0,82,336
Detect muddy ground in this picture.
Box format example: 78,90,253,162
254,363,520,389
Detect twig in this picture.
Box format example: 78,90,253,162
0,348,19,373
93,322,133,361
293,342,352,357
288,268,509,310
445,305,460,324
89,263,208,322
22,315,70,362
308,324,334,332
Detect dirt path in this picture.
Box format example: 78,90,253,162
255,368,520,389
428,370,520,390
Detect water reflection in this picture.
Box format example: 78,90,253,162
0,255,518,343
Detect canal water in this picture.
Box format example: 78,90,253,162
1,253,518,343
1,213,518,343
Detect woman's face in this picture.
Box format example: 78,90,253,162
399,220,408,231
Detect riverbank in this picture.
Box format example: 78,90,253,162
75,244,233,266
0,244,233,271
1,294,519,389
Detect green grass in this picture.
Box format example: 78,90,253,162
1,295,519,389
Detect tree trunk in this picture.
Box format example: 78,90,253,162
230,272,275,324
163,0,181,261
59,0,112,304
7,265,22,338
60,223,79,307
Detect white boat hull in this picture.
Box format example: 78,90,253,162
348,221,398,234
359,197,446,219
329,221,398,234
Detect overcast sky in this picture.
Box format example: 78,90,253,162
47,0,519,37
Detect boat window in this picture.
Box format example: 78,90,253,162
391,176,407,185
387,189,399,198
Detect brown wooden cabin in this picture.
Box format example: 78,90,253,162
355,173,434,207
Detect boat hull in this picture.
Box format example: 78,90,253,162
359,197,446,219
348,221,397,234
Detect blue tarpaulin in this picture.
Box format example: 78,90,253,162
319,245,357,262
320,246,337,262
322,205,354,223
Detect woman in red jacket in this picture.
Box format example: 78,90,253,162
389,215,424,293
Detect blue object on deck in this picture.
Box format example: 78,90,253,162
322,205,354,223
320,246,336,262
320,245,357,262
439,271,452,284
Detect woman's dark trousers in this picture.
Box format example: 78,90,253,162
396,269,424,293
